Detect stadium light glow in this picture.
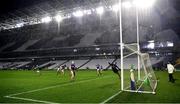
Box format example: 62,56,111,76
112,4,120,12
55,15,62,22
73,10,84,17
167,41,174,47
122,1,132,9
41,16,52,23
65,15,71,19
96,6,104,15
95,47,100,51
83,10,92,15
147,42,155,49
16,23,24,28
133,0,156,9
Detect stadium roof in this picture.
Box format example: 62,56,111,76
0,0,117,30
0,0,179,37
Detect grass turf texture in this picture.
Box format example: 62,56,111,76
0,70,180,103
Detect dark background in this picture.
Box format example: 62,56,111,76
0,0,46,14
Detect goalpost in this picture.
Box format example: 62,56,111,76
121,46,158,94
118,0,157,94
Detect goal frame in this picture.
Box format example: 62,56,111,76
118,0,157,94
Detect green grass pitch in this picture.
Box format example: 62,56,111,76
0,70,180,103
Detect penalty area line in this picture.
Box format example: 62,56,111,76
4,96,56,104
100,90,123,104
5,76,111,103
101,86,130,104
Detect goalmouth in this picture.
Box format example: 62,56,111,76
120,43,158,94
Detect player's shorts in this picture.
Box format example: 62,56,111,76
97,68,100,71
61,69,64,72
71,70,75,76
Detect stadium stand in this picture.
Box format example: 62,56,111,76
0,42,16,52
18,60,48,69
115,57,165,69
47,60,68,69
0,11,121,51
15,62,31,69
14,40,40,51
0,2,178,71
64,60,90,69
81,59,115,69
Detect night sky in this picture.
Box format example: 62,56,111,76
0,0,46,14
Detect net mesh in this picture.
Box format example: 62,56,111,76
122,44,157,94
140,53,157,92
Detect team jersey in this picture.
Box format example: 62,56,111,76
71,64,76,70
167,64,175,74
109,63,120,73
57,68,60,71
61,65,66,70
96,64,100,69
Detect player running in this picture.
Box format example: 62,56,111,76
108,62,121,79
96,64,102,76
70,61,76,80
57,65,66,76
36,68,41,76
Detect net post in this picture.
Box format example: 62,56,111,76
136,7,141,81
119,0,124,91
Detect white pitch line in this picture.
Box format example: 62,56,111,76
7,77,110,97
100,90,123,104
5,96,56,104
101,86,130,104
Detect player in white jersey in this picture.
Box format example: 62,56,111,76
57,65,66,76
167,62,176,83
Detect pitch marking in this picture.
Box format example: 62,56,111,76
5,96,56,104
101,86,130,104
5,76,111,103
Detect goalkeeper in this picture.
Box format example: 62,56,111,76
108,62,121,79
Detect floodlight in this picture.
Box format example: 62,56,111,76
65,15,71,19
41,16,52,23
167,41,174,47
122,1,132,9
112,4,120,12
83,10,92,15
73,49,78,52
96,6,104,15
133,0,156,9
148,40,154,43
16,23,24,28
55,15,62,22
95,47,100,51
147,42,155,49
73,10,84,17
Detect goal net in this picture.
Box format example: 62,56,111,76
121,44,157,94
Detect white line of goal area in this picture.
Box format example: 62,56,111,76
5,96,56,104
4,75,112,103
101,86,130,104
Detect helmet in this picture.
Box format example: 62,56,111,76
72,61,74,64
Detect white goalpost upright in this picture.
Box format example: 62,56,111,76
119,0,157,94
119,0,124,91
